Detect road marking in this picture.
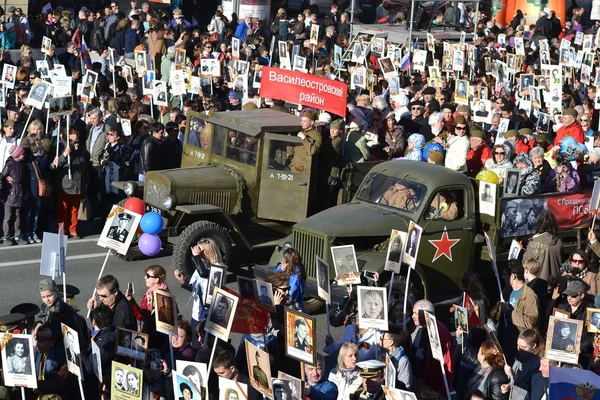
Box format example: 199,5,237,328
0,237,99,250
0,253,109,267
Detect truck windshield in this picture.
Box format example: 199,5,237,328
187,116,212,150
357,173,426,213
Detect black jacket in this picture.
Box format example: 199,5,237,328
140,135,164,174
91,22,106,51
481,367,509,400
110,291,137,331
82,327,116,387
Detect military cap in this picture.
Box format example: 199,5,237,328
423,87,437,95
60,284,81,299
330,119,345,130
302,110,317,121
518,128,533,137
563,280,586,297
457,105,471,113
39,278,58,292
537,133,547,144
409,100,425,108
563,108,578,117
504,130,518,138
356,360,386,378
10,303,40,319
470,130,486,140
454,115,467,125
3,120,14,128
0,313,26,332
428,150,444,164
118,212,133,221
505,200,518,210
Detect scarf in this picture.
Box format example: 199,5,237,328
144,282,169,311
340,367,359,385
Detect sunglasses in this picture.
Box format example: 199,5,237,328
571,258,585,264
145,273,157,279
411,107,422,111
455,126,466,130
495,151,505,155
98,293,109,298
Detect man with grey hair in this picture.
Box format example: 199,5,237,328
371,96,389,113
234,14,253,40
161,46,177,80
325,26,336,54
409,299,454,397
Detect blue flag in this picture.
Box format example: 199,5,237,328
549,366,600,399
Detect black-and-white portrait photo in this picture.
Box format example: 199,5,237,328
62,324,82,378
205,288,238,341
551,320,577,352
404,223,423,265
504,169,520,196
273,379,294,400
107,212,133,243
589,309,600,332
316,256,330,302
116,329,148,361
209,293,232,329
256,281,274,307
478,182,496,217
425,312,443,361
357,286,388,330
5,338,32,374
284,308,315,365
237,276,255,299
1,333,36,388
537,112,550,133
331,245,360,284
206,265,225,305
500,197,548,238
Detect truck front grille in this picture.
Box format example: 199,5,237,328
293,230,326,278
190,192,231,213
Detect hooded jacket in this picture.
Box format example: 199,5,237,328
514,153,541,195
523,232,563,280
484,143,513,179
403,133,425,161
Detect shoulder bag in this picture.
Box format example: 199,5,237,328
31,161,52,197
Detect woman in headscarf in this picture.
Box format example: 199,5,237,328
484,144,513,180
401,133,425,161
513,153,541,195
542,157,580,193
379,111,406,159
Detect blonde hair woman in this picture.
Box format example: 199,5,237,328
27,120,44,137
328,343,361,400
174,238,222,348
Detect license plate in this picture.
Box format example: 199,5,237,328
146,206,162,215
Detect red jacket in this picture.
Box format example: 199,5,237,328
467,143,492,175
515,139,535,154
554,123,585,145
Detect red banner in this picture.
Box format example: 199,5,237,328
222,287,270,334
548,192,592,230
260,67,348,117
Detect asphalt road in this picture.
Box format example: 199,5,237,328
0,233,345,353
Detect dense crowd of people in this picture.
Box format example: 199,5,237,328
0,0,599,399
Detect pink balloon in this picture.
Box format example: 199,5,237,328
138,233,161,257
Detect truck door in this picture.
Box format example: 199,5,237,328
257,133,312,223
418,187,476,290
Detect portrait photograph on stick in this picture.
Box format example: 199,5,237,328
218,377,248,400
153,289,177,336
62,323,83,379
97,205,142,255
545,316,583,364
205,263,227,306
115,328,149,361
316,255,331,303
331,244,360,285
245,341,273,399
357,286,388,331
0,333,36,389
284,307,316,365
172,371,202,400
176,360,208,393
403,222,423,269
384,229,405,273
205,287,238,341
112,361,143,398
253,279,275,311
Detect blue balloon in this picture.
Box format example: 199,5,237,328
421,142,445,162
138,233,162,257
559,136,587,162
140,212,164,235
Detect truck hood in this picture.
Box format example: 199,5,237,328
294,202,412,237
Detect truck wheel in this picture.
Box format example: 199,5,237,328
384,272,424,308
303,297,324,314
173,221,232,278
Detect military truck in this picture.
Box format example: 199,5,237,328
114,109,377,279
260,160,592,309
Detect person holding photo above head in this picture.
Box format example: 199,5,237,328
174,237,222,348
464,340,508,400
501,329,545,398
273,247,306,312
360,290,384,320
408,299,453,398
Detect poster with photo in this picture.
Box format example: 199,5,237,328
357,286,388,331
0,82,6,108
536,112,551,133
36,60,50,78
331,245,360,285
153,290,177,336
452,49,464,72
316,256,331,304
479,182,497,217
455,79,469,104
252,65,263,89
334,44,343,69
115,328,149,361
135,50,147,73
2,64,16,89
385,354,396,389
424,312,444,362
176,360,208,391
205,264,227,306
237,276,256,300
412,49,427,72
384,229,406,274
587,308,600,333
97,205,142,254
293,55,307,73
91,340,103,383
200,58,221,78
0,333,37,388
508,239,521,260
277,372,303,400
351,42,365,64
172,371,202,400
403,222,423,269
309,24,319,46
82,69,98,97
378,57,397,80
473,99,491,123
441,56,453,72
52,76,72,97
285,308,316,365
503,168,521,196
170,70,187,96
121,119,132,137
48,96,74,117
514,36,525,56
62,323,83,379
109,47,116,70
205,287,238,341
246,341,273,399
383,387,417,400
545,316,583,364
351,67,366,90
253,279,275,311
219,377,248,400
520,74,533,96
112,361,143,399
41,36,52,55
153,80,168,106
142,70,155,95
371,37,385,58
232,37,240,60
27,80,51,110
123,65,134,88
454,305,468,332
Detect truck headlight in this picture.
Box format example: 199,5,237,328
162,195,177,210
124,182,137,196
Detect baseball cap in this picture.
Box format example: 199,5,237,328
563,280,586,297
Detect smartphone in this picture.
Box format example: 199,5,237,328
363,270,376,280
127,282,135,295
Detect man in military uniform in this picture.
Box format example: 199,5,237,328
294,317,311,352
289,110,322,174
427,191,459,221
252,351,270,389
379,182,418,210
350,360,386,400
554,108,585,145
319,119,344,209
501,200,524,237
551,321,576,352
107,213,133,243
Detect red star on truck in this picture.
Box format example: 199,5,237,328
428,227,460,262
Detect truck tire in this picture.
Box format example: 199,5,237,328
303,297,324,314
173,221,232,278
382,271,424,308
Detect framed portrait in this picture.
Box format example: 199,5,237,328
205,264,227,306
455,79,469,104
378,56,397,80
371,37,385,58
426,33,435,53
36,60,50,79
253,279,275,310
384,229,405,274
383,387,417,400
134,49,148,73
309,24,319,46
27,80,51,110
205,287,239,341
473,99,491,124
508,239,521,260
108,47,116,69
385,354,397,389
112,361,143,398
285,308,316,365
403,221,423,270
553,308,571,319
351,42,365,64
2,64,16,90
454,305,468,332
545,316,583,364
587,308,600,333
142,70,155,95
122,65,134,88
334,44,343,69
82,69,98,98
97,205,142,255
246,341,273,399
173,371,203,400
452,49,464,72
277,372,303,400
514,36,525,56
412,49,427,72
153,290,177,336
476,85,488,100
424,312,444,362
479,182,496,217
48,96,73,118
497,34,507,48
441,56,453,72
176,360,208,391
153,80,168,107
41,36,52,55
351,67,366,90
503,168,521,197
357,286,388,330
331,244,360,285
484,324,504,354
520,74,533,96
219,377,248,400
61,323,83,379
115,328,148,361
536,112,550,133
252,65,263,89
0,333,36,388
237,276,256,300
316,256,331,303
293,55,307,73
